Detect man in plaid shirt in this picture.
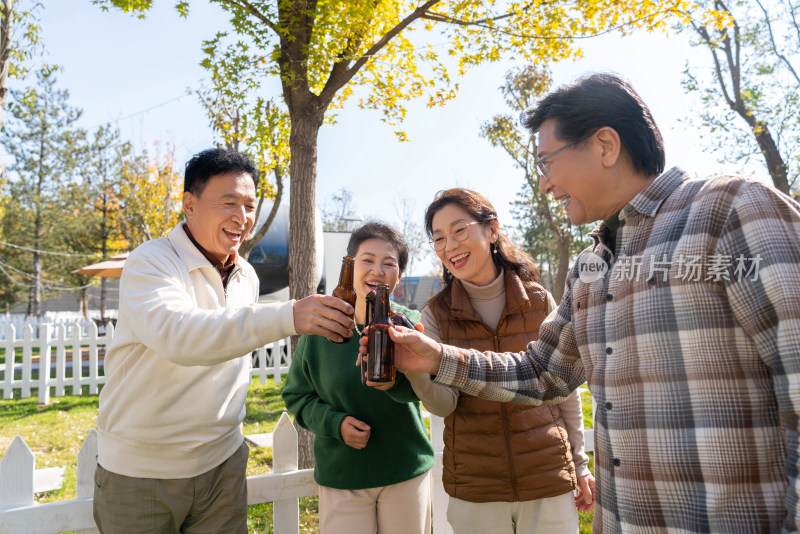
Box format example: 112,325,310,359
368,73,800,532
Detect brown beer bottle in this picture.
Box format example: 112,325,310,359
365,289,376,326
361,290,377,385
331,256,357,344
366,283,395,382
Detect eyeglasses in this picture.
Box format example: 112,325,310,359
429,221,481,251
429,221,480,251
534,132,593,178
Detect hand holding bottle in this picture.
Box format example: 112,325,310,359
357,322,426,389
331,256,357,344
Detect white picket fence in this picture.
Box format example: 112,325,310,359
0,412,459,534
0,323,292,402
0,406,595,534
0,314,105,341
0,314,595,533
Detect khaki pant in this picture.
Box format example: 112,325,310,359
318,470,431,534
446,491,578,534
93,442,249,534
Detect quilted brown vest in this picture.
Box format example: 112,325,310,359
429,271,577,502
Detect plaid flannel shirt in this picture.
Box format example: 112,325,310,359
435,167,800,533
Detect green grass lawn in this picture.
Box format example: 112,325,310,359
0,379,595,533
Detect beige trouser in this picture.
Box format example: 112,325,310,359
93,441,249,534
446,491,578,534
318,470,432,534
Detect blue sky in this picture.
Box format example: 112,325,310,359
29,2,755,273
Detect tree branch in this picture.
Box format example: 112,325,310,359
420,2,535,26
788,0,800,46
423,6,682,42
241,165,283,258
712,1,741,109
0,0,13,115
324,0,381,99
319,0,441,104
217,0,280,38
279,0,318,107
754,0,800,86
692,21,736,109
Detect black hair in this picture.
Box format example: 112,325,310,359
521,72,665,177
424,188,541,302
346,221,409,274
183,148,259,196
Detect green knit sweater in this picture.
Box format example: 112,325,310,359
281,303,434,490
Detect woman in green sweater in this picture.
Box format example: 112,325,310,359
282,222,442,534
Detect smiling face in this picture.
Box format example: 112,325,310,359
182,171,257,263
353,238,401,323
431,203,499,286
536,119,606,226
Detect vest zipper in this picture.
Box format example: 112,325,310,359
495,332,519,501
500,402,518,501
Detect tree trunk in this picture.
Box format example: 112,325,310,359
0,0,12,125
32,199,42,318
101,192,109,322
749,119,789,194
729,98,790,194
699,15,791,195
288,107,325,469
80,286,88,319
32,245,41,317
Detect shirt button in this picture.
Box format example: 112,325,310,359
606,294,613,301
606,347,613,355
605,402,613,410
613,458,621,467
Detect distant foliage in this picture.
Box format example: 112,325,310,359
679,0,799,194
481,66,592,301
117,143,184,248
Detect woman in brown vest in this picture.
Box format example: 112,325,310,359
407,188,594,533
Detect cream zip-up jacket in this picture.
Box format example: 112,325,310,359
97,222,296,479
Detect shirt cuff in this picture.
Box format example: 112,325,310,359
575,463,592,479
433,344,470,389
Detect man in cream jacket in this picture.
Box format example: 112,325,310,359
93,148,355,533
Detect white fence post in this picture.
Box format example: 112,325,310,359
271,340,282,384
3,323,290,401
0,414,452,533
87,322,100,395
75,429,99,534
38,324,52,405
429,415,452,534
2,325,15,400
55,325,67,397
21,326,33,399
272,411,301,534
71,324,83,395
256,345,268,384
0,436,34,511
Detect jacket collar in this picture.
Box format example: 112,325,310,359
590,166,689,244
167,222,242,275
448,269,530,320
